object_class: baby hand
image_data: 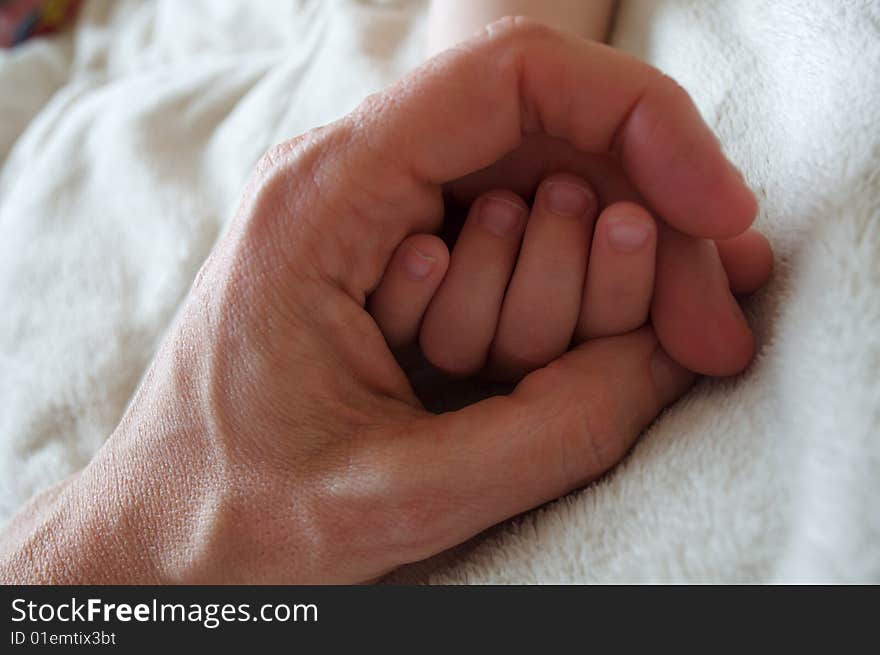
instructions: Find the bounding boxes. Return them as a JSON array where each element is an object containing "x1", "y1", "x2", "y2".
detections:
[{"x1": 370, "y1": 173, "x2": 659, "y2": 381}]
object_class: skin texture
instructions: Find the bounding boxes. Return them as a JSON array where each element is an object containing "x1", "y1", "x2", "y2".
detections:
[{"x1": 0, "y1": 20, "x2": 765, "y2": 583}]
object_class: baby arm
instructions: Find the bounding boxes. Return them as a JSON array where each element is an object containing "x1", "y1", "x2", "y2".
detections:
[{"x1": 427, "y1": 0, "x2": 616, "y2": 56}]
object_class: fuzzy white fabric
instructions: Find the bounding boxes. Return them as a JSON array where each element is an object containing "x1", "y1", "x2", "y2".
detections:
[{"x1": 1, "y1": 0, "x2": 877, "y2": 583}]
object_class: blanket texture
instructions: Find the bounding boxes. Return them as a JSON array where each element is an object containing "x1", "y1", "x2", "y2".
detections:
[{"x1": 1, "y1": 0, "x2": 878, "y2": 582}]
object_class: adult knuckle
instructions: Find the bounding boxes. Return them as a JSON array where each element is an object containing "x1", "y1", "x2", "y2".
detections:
[
  {"x1": 516, "y1": 360, "x2": 619, "y2": 488},
  {"x1": 256, "y1": 134, "x2": 306, "y2": 179},
  {"x1": 385, "y1": 496, "x2": 443, "y2": 560},
  {"x1": 353, "y1": 90, "x2": 390, "y2": 124},
  {"x1": 244, "y1": 123, "x2": 347, "y2": 244},
  {"x1": 255, "y1": 140, "x2": 295, "y2": 176},
  {"x1": 557, "y1": 381, "x2": 623, "y2": 486},
  {"x1": 255, "y1": 125, "x2": 336, "y2": 180},
  {"x1": 583, "y1": 386, "x2": 619, "y2": 469}
]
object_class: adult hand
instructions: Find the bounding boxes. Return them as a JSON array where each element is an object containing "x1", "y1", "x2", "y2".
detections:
[{"x1": 0, "y1": 19, "x2": 759, "y2": 583}]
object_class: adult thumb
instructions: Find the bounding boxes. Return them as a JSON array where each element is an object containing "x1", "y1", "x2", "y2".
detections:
[{"x1": 383, "y1": 327, "x2": 694, "y2": 563}]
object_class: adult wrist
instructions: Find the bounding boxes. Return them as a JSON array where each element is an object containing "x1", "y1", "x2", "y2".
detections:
[{"x1": 0, "y1": 331, "x2": 226, "y2": 583}]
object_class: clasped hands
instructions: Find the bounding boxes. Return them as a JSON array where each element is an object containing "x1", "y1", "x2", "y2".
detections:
[{"x1": 0, "y1": 19, "x2": 771, "y2": 584}]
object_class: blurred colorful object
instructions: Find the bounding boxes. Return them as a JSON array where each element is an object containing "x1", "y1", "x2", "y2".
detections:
[{"x1": 1, "y1": 0, "x2": 81, "y2": 48}]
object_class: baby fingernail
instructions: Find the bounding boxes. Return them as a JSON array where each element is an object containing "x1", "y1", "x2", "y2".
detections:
[
  {"x1": 607, "y1": 217, "x2": 653, "y2": 253},
  {"x1": 480, "y1": 196, "x2": 523, "y2": 236},
  {"x1": 545, "y1": 181, "x2": 593, "y2": 216},
  {"x1": 403, "y1": 245, "x2": 436, "y2": 279}
]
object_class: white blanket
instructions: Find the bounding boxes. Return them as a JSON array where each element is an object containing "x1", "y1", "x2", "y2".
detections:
[{"x1": 1, "y1": 0, "x2": 878, "y2": 583}]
